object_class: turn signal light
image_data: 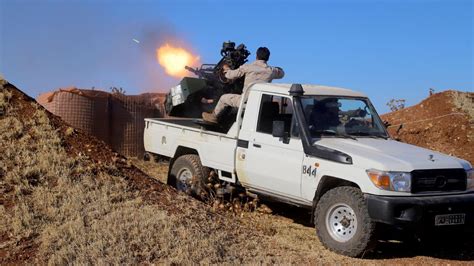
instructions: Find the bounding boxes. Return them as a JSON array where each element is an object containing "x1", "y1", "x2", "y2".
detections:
[{"x1": 368, "y1": 172, "x2": 391, "y2": 189}]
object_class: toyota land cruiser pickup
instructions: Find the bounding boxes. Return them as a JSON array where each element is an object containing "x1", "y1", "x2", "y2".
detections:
[{"x1": 143, "y1": 83, "x2": 474, "y2": 257}]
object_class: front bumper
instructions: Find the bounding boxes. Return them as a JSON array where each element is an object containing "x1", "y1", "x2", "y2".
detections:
[{"x1": 365, "y1": 192, "x2": 474, "y2": 227}]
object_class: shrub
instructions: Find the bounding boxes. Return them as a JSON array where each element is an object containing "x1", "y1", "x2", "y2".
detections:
[{"x1": 386, "y1": 98, "x2": 406, "y2": 112}]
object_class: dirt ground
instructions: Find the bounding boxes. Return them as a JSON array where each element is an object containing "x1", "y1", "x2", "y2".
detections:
[{"x1": 1, "y1": 80, "x2": 473, "y2": 264}]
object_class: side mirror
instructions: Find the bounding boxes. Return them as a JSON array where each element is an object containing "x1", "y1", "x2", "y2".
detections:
[{"x1": 272, "y1": 120, "x2": 290, "y2": 144}]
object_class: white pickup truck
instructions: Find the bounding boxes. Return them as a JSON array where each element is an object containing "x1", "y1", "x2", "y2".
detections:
[{"x1": 144, "y1": 83, "x2": 474, "y2": 257}]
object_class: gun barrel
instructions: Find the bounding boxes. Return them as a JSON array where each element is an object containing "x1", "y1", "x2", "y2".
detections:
[{"x1": 184, "y1": 66, "x2": 197, "y2": 74}]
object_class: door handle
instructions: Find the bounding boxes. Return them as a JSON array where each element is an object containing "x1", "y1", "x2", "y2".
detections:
[{"x1": 253, "y1": 143, "x2": 261, "y2": 148}]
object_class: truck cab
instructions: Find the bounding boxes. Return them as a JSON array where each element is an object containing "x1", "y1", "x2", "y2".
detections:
[{"x1": 144, "y1": 83, "x2": 474, "y2": 257}]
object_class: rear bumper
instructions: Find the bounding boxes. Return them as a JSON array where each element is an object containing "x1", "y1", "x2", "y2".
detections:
[{"x1": 365, "y1": 192, "x2": 474, "y2": 227}]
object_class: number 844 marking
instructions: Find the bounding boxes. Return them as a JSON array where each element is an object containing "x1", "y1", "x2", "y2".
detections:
[{"x1": 302, "y1": 165, "x2": 317, "y2": 177}]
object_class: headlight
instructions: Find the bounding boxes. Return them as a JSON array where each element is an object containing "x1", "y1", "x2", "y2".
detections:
[
  {"x1": 367, "y1": 169, "x2": 411, "y2": 192},
  {"x1": 467, "y1": 169, "x2": 474, "y2": 190}
]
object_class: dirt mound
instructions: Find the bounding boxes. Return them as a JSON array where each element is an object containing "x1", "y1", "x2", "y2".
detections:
[{"x1": 382, "y1": 90, "x2": 474, "y2": 164}]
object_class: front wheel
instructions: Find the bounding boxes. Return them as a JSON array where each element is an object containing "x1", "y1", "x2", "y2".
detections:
[{"x1": 314, "y1": 186, "x2": 376, "y2": 257}]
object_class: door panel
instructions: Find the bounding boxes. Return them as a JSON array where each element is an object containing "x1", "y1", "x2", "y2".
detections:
[{"x1": 244, "y1": 133, "x2": 304, "y2": 198}]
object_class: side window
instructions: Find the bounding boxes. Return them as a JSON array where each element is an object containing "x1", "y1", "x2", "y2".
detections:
[{"x1": 256, "y1": 94, "x2": 294, "y2": 135}]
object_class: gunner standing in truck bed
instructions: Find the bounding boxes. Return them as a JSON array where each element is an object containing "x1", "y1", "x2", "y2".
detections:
[{"x1": 202, "y1": 47, "x2": 285, "y2": 123}]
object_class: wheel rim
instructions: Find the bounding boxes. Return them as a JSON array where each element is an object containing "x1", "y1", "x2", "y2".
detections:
[
  {"x1": 176, "y1": 167, "x2": 193, "y2": 192},
  {"x1": 325, "y1": 203, "x2": 358, "y2": 242}
]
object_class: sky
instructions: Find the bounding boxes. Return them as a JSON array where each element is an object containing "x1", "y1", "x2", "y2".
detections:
[{"x1": 0, "y1": 0, "x2": 472, "y2": 113}]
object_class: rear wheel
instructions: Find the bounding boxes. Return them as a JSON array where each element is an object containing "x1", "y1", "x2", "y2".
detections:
[
  {"x1": 315, "y1": 186, "x2": 376, "y2": 257},
  {"x1": 169, "y1": 154, "x2": 210, "y2": 199}
]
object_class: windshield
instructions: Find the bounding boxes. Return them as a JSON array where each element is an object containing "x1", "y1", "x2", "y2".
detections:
[{"x1": 301, "y1": 96, "x2": 387, "y2": 138}]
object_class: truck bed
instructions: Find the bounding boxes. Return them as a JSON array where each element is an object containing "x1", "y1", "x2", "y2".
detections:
[
  {"x1": 144, "y1": 118, "x2": 237, "y2": 173},
  {"x1": 146, "y1": 118, "x2": 229, "y2": 133},
  {"x1": 146, "y1": 118, "x2": 203, "y2": 130}
]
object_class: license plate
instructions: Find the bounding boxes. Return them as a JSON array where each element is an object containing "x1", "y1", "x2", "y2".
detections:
[{"x1": 435, "y1": 213, "x2": 465, "y2": 226}]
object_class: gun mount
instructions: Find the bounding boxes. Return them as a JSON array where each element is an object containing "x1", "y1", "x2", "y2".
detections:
[{"x1": 165, "y1": 41, "x2": 251, "y2": 118}]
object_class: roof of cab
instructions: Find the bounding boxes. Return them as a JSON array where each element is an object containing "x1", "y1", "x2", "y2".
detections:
[{"x1": 251, "y1": 83, "x2": 367, "y2": 98}]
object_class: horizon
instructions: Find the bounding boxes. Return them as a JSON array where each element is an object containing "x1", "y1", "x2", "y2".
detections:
[{"x1": 1, "y1": 0, "x2": 472, "y2": 114}]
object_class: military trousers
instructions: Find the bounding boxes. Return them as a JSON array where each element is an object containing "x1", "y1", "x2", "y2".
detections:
[{"x1": 213, "y1": 94, "x2": 241, "y2": 116}]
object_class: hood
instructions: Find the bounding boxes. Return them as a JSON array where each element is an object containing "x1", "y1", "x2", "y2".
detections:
[{"x1": 314, "y1": 138, "x2": 471, "y2": 172}]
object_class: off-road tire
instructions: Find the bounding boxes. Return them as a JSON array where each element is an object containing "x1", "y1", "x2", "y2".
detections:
[
  {"x1": 315, "y1": 186, "x2": 376, "y2": 257},
  {"x1": 169, "y1": 154, "x2": 210, "y2": 199}
]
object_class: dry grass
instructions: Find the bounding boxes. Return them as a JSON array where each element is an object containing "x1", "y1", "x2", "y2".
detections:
[
  {"x1": 0, "y1": 86, "x2": 12, "y2": 116},
  {"x1": 130, "y1": 157, "x2": 168, "y2": 183}
]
